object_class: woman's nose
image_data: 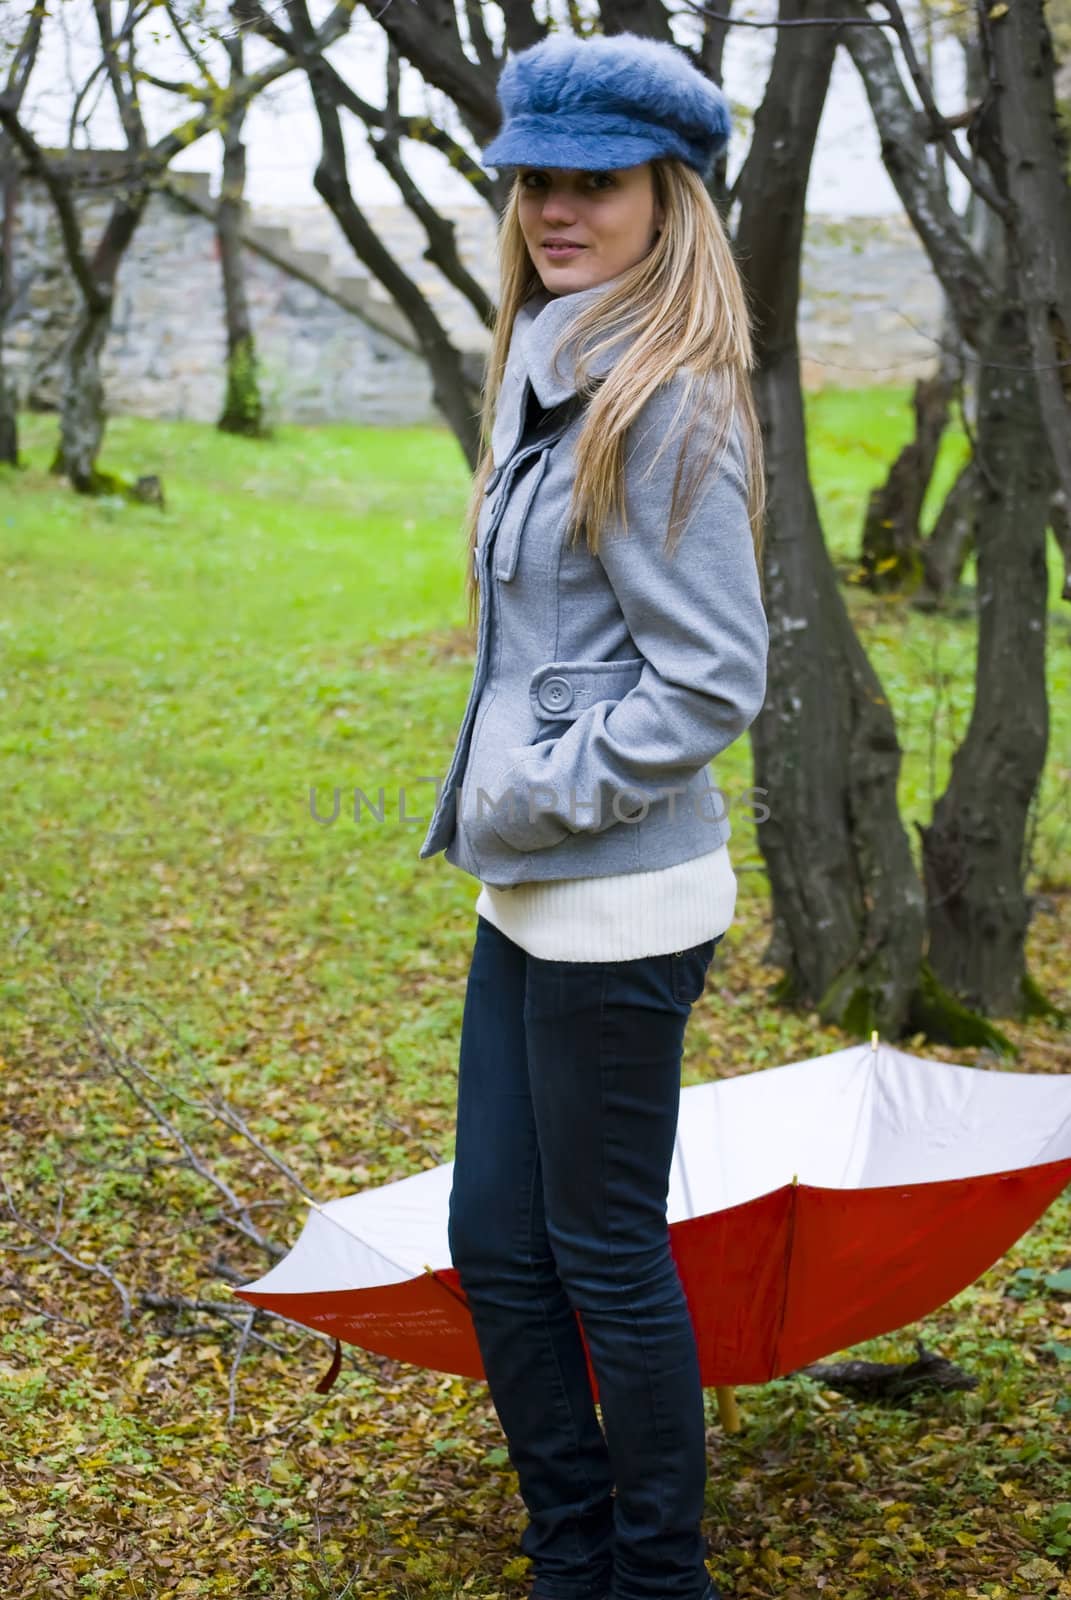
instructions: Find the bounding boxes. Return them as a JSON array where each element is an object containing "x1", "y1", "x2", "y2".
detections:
[{"x1": 541, "y1": 192, "x2": 579, "y2": 223}]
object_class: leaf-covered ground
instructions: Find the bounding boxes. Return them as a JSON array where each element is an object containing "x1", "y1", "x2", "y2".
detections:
[{"x1": 1, "y1": 402, "x2": 1069, "y2": 1600}]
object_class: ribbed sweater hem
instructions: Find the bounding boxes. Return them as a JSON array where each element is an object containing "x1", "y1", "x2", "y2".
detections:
[{"x1": 473, "y1": 842, "x2": 737, "y2": 961}]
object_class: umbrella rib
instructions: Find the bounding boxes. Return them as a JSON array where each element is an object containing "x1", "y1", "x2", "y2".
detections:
[
  {"x1": 422, "y1": 1262, "x2": 470, "y2": 1309},
  {"x1": 1035, "y1": 1108, "x2": 1071, "y2": 1167},
  {"x1": 771, "y1": 1174, "x2": 800, "y2": 1381},
  {"x1": 304, "y1": 1198, "x2": 417, "y2": 1282}
]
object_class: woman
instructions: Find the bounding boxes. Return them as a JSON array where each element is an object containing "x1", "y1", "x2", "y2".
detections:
[{"x1": 419, "y1": 31, "x2": 768, "y2": 1600}]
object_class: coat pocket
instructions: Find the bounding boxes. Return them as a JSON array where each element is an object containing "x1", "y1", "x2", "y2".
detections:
[{"x1": 527, "y1": 656, "x2": 646, "y2": 725}]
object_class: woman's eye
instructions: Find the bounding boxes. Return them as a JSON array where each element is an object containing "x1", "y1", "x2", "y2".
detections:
[{"x1": 519, "y1": 171, "x2": 614, "y2": 191}]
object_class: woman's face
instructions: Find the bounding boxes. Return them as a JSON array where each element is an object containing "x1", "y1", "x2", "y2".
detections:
[{"x1": 516, "y1": 164, "x2": 665, "y2": 293}]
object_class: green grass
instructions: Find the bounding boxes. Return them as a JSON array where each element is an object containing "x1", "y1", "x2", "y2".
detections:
[
  {"x1": 1, "y1": 397, "x2": 1069, "y2": 1600},
  {"x1": 1, "y1": 413, "x2": 481, "y2": 1033}
]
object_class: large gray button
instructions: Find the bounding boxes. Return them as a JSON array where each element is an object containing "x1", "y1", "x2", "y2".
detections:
[{"x1": 538, "y1": 676, "x2": 574, "y2": 714}]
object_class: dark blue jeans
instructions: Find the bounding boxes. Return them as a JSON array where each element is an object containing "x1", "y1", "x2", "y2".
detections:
[{"x1": 447, "y1": 914, "x2": 723, "y2": 1600}]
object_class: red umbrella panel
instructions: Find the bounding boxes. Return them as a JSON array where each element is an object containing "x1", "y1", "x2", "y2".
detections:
[{"x1": 234, "y1": 1040, "x2": 1071, "y2": 1390}]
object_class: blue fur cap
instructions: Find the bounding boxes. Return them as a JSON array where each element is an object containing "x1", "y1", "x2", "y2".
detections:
[{"x1": 479, "y1": 31, "x2": 731, "y2": 178}]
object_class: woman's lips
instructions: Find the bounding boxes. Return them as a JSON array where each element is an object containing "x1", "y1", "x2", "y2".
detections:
[{"x1": 543, "y1": 242, "x2": 585, "y2": 258}]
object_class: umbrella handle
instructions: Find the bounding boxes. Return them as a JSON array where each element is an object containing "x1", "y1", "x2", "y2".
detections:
[{"x1": 715, "y1": 1386, "x2": 741, "y2": 1432}]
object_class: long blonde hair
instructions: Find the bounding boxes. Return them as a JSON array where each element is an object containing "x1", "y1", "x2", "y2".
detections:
[{"x1": 461, "y1": 157, "x2": 766, "y2": 633}]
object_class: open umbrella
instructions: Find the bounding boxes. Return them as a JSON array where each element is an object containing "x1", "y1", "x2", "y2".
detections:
[{"x1": 234, "y1": 1036, "x2": 1071, "y2": 1401}]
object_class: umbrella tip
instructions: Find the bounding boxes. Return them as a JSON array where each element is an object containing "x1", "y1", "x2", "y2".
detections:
[{"x1": 870, "y1": 1029, "x2": 879, "y2": 1051}]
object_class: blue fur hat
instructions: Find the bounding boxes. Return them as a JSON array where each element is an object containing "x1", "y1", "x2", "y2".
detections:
[{"x1": 479, "y1": 31, "x2": 732, "y2": 179}]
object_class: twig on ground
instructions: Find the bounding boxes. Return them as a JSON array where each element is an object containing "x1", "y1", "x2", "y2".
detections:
[
  {"x1": 139, "y1": 1290, "x2": 334, "y2": 1352},
  {"x1": 0, "y1": 1274, "x2": 90, "y2": 1330},
  {"x1": 139, "y1": 1292, "x2": 287, "y2": 1353},
  {"x1": 0, "y1": 1171, "x2": 134, "y2": 1321},
  {"x1": 93, "y1": 993, "x2": 327, "y2": 1199},
  {"x1": 228, "y1": 1308, "x2": 257, "y2": 1421},
  {"x1": 375, "y1": 1108, "x2": 443, "y2": 1167},
  {"x1": 58, "y1": 975, "x2": 285, "y2": 1263}
]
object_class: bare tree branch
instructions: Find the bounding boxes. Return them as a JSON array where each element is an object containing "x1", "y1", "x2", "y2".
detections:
[
  {"x1": 826, "y1": 0, "x2": 1001, "y2": 351},
  {"x1": 353, "y1": 0, "x2": 492, "y2": 133},
  {"x1": 375, "y1": 36, "x2": 495, "y2": 328},
  {"x1": 871, "y1": 0, "x2": 1008, "y2": 217},
  {"x1": 4, "y1": 0, "x2": 46, "y2": 100}
]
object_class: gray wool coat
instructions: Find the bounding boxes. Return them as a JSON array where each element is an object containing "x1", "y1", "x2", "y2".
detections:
[{"x1": 418, "y1": 274, "x2": 769, "y2": 889}]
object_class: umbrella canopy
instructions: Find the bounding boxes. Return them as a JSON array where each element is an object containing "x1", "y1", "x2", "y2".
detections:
[{"x1": 234, "y1": 1040, "x2": 1071, "y2": 1388}]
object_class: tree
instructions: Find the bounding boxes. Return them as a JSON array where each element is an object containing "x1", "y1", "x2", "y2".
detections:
[
  {"x1": 231, "y1": 0, "x2": 503, "y2": 466},
  {"x1": 215, "y1": 28, "x2": 267, "y2": 438},
  {"x1": 143, "y1": 1, "x2": 270, "y2": 438},
  {"x1": 0, "y1": 0, "x2": 297, "y2": 491},
  {"x1": 734, "y1": 0, "x2": 928, "y2": 1036},
  {"x1": 832, "y1": 0, "x2": 1068, "y2": 1019},
  {"x1": 978, "y1": 0, "x2": 1071, "y2": 599},
  {"x1": 0, "y1": 0, "x2": 43, "y2": 467}
]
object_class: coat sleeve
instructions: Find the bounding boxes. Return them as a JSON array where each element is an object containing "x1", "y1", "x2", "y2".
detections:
[{"x1": 487, "y1": 379, "x2": 769, "y2": 853}]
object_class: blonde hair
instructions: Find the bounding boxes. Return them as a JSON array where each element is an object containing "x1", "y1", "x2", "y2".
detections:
[{"x1": 461, "y1": 157, "x2": 766, "y2": 633}]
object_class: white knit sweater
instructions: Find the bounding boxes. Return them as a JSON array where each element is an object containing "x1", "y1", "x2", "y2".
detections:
[{"x1": 474, "y1": 841, "x2": 737, "y2": 961}]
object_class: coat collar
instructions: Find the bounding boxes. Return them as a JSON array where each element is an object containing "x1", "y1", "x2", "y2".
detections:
[{"x1": 490, "y1": 269, "x2": 634, "y2": 466}]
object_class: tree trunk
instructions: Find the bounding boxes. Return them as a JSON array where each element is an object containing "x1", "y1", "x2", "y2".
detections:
[
  {"x1": 0, "y1": 145, "x2": 18, "y2": 467},
  {"x1": 860, "y1": 358, "x2": 959, "y2": 593},
  {"x1": 0, "y1": 5, "x2": 44, "y2": 471},
  {"x1": 753, "y1": 356, "x2": 927, "y2": 1029},
  {"x1": 916, "y1": 38, "x2": 997, "y2": 613},
  {"x1": 1050, "y1": 484, "x2": 1071, "y2": 601},
  {"x1": 975, "y1": 0, "x2": 1071, "y2": 555},
  {"x1": 918, "y1": 291, "x2": 1053, "y2": 1015},
  {"x1": 0, "y1": 362, "x2": 14, "y2": 468},
  {"x1": 51, "y1": 295, "x2": 112, "y2": 490},
  {"x1": 915, "y1": 4, "x2": 1063, "y2": 1019},
  {"x1": 973, "y1": 0, "x2": 1069, "y2": 601},
  {"x1": 52, "y1": 192, "x2": 147, "y2": 492},
  {"x1": 919, "y1": 456, "x2": 978, "y2": 603},
  {"x1": 738, "y1": 0, "x2": 926, "y2": 1032},
  {"x1": 0, "y1": 349, "x2": 16, "y2": 467},
  {"x1": 216, "y1": 56, "x2": 265, "y2": 438}
]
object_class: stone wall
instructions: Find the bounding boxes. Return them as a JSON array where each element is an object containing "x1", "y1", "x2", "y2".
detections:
[
  {"x1": 3, "y1": 156, "x2": 436, "y2": 427},
  {"x1": 1, "y1": 152, "x2": 945, "y2": 428}
]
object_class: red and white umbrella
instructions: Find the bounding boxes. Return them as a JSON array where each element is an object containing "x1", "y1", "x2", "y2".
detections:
[{"x1": 234, "y1": 1038, "x2": 1071, "y2": 1391}]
